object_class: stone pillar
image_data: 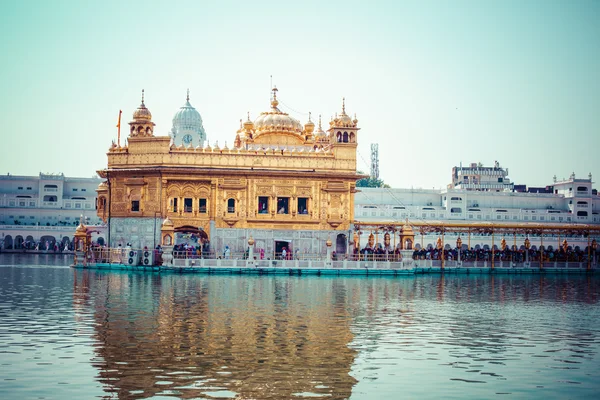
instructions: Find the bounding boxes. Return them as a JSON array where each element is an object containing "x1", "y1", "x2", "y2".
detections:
[
  {"x1": 325, "y1": 237, "x2": 332, "y2": 267},
  {"x1": 247, "y1": 236, "x2": 255, "y2": 267},
  {"x1": 161, "y1": 217, "x2": 175, "y2": 267}
]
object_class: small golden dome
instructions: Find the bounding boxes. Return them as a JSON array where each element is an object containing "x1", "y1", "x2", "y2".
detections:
[
  {"x1": 132, "y1": 90, "x2": 152, "y2": 121},
  {"x1": 400, "y1": 223, "x2": 414, "y2": 235},
  {"x1": 330, "y1": 98, "x2": 356, "y2": 128},
  {"x1": 243, "y1": 112, "x2": 254, "y2": 131},
  {"x1": 161, "y1": 217, "x2": 174, "y2": 227},
  {"x1": 75, "y1": 222, "x2": 87, "y2": 234},
  {"x1": 304, "y1": 112, "x2": 315, "y2": 134},
  {"x1": 326, "y1": 238, "x2": 332, "y2": 247},
  {"x1": 248, "y1": 236, "x2": 255, "y2": 246}
]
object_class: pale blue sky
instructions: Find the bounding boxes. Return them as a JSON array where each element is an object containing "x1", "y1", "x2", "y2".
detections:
[{"x1": 0, "y1": 0, "x2": 598, "y2": 189}]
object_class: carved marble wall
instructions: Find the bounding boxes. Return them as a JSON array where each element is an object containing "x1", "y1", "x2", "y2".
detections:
[{"x1": 110, "y1": 217, "x2": 162, "y2": 249}]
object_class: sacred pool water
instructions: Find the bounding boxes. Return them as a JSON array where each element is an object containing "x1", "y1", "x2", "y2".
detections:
[{"x1": 0, "y1": 254, "x2": 599, "y2": 399}]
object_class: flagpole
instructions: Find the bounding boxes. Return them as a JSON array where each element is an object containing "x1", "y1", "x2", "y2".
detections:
[{"x1": 117, "y1": 110, "x2": 122, "y2": 146}]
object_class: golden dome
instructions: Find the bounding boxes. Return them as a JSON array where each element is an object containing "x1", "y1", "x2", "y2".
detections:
[
  {"x1": 161, "y1": 217, "x2": 174, "y2": 227},
  {"x1": 330, "y1": 98, "x2": 356, "y2": 128},
  {"x1": 253, "y1": 87, "x2": 304, "y2": 135},
  {"x1": 304, "y1": 112, "x2": 315, "y2": 135},
  {"x1": 132, "y1": 90, "x2": 152, "y2": 121},
  {"x1": 243, "y1": 112, "x2": 254, "y2": 131},
  {"x1": 315, "y1": 115, "x2": 327, "y2": 139},
  {"x1": 75, "y1": 223, "x2": 87, "y2": 233},
  {"x1": 400, "y1": 223, "x2": 414, "y2": 235}
]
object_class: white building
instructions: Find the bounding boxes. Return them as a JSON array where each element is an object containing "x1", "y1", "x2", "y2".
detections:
[
  {"x1": 354, "y1": 169, "x2": 599, "y2": 249},
  {"x1": 451, "y1": 161, "x2": 514, "y2": 191},
  {"x1": 0, "y1": 173, "x2": 105, "y2": 249}
]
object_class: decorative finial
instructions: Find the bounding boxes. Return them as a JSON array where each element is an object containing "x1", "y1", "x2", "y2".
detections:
[
  {"x1": 141, "y1": 89, "x2": 145, "y2": 105},
  {"x1": 342, "y1": 97, "x2": 346, "y2": 114},
  {"x1": 239, "y1": 119, "x2": 243, "y2": 129},
  {"x1": 186, "y1": 88, "x2": 190, "y2": 102},
  {"x1": 318, "y1": 114, "x2": 322, "y2": 130},
  {"x1": 308, "y1": 111, "x2": 312, "y2": 122},
  {"x1": 271, "y1": 86, "x2": 279, "y2": 108},
  {"x1": 247, "y1": 111, "x2": 251, "y2": 121}
]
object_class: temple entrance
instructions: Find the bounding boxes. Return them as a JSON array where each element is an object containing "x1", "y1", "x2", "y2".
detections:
[
  {"x1": 275, "y1": 240, "x2": 291, "y2": 260},
  {"x1": 336, "y1": 234, "x2": 347, "y2": 256},
  {"x1": 174, "y1": 226, "x2": 210, "y2": 256}
]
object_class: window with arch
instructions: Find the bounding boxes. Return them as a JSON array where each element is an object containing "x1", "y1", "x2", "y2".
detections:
[
  {"x1": 337, "y1": 132, "x2": 342, "y2": 142},
  {"x1": 227, "y1": 198, "x2": 235, "y2": 213},
  {"x1": 343, "y1": 132, "x2": 348, "y2": 143}
]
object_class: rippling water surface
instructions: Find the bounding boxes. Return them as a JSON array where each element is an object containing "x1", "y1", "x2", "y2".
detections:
[{"x1": 0, "y1": 254, "x2": 599, "y2": 399}]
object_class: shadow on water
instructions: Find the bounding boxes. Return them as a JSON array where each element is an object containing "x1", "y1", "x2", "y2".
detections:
[{"x1": 1, "y1": 254, "x2": 600, "y2": 399}]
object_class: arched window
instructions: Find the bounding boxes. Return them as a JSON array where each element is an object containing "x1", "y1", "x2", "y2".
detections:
[
  {"x1": 227, "y1": 198, "x2": 235, "y2": 213},
  {"x1": 343, "y1": 132, "x2": 348, "y2": 143},
  {"x1": 337, "y1": 132, "x2": 342, "y2": 142},
  {"x1": 350, "y1": 132, "x2": 355, "y2": 143}
]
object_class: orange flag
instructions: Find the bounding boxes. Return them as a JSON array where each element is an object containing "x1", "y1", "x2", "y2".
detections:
[{"x1": 117, "y1": 110, "x2": 122, "y2": 146}]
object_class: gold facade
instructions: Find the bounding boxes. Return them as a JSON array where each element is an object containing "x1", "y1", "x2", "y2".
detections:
[{"x1": 97, "y1": 89, "x2": 363, "y2": 240}]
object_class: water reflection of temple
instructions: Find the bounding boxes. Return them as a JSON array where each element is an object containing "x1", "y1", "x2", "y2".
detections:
[{"x1": 74, "y1": 270, "x2": 357, "y2": 399}]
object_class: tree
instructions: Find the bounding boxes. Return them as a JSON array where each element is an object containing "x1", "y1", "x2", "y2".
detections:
[{"x1": 356, "y1": 170, "x2": 390, "y2": 188}]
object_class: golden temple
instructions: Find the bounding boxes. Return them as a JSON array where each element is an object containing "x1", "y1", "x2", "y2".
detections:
[{"x1": 96, "y1": 88, "x2": 364, "y2": 255}]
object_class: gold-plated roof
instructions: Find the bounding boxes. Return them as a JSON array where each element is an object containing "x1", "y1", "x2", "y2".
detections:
[
  {"x1": 253, "y1": 87, "x2": 304, "y2": 136},
  {"x1": 330, "y1": 98, "x2": 356, "y2": 128},
  {"x1": 132, "y1": 89, "x2": 152, "y2": 121}
]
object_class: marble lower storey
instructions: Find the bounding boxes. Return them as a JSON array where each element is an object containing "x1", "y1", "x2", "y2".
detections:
[
  {"x1": 211, "y1": 227, "x2": 352, "y2": 256},
  {"x1": 109, "y1": 218, "x2": 162, "y2": 249}
]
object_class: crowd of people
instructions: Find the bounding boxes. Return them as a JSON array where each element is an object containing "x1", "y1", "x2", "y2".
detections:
[
  {"x1": 411, "y1": 246, "x2": 595, "y2": 263},
  {"x1": 1, "y1": 239, "x2": 72, "y2": 252}
]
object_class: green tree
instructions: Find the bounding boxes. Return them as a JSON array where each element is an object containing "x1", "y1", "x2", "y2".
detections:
[{"x1": 356, "y1": 170, "x2": 390, "y2": 188}]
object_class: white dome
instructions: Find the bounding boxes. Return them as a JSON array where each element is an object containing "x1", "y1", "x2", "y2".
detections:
[{"x1": 170, "y1": 91, "x2": 207, "y2": 147}]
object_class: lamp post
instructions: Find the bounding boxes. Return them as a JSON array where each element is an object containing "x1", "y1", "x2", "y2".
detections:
[
  {"x1": 436, "y1": 235, "x2": 444, "y2": 269},
  {"x1": 524, "y1": 237, "x2": 531, "y2": 265},
  {"x1": 456, "y1": 236, "x2": 462, "y2": 262},
  {"x1": 592, "y1": 239, "x2": 597, "y2": 267},
  {"x1": 248, "y1": 236, "x2": 255, "y2": 264}
]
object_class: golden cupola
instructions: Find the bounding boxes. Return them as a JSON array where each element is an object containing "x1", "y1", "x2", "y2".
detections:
[
  {"x1": 304, "y1": 112, "x2": 315, "y2": 143},
  {"x1": 129, "y1": 89, "x2": 155, "y2": 138},
  {"x1": 330, "y1": 98, "x2": 356, "y2": 129},
  {"x1": 315, "y1": 115, "x2": 329, "y2": 145},
  {"x1": 328, "y1": 98, "x2": 359, "y2": 144},
  {"x1": 249, "y1": 87, "x2": 306, "y2": 145}
]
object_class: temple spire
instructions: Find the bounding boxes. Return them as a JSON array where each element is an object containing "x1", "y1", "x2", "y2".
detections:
[
  {"x1": 141, "y1": 89, "x2": 145, "y2": 105},
  {"x1": 186, "y1": 88, "x2": 190, "y2": 102},
  {"x1": 342, "y1": 97, "x2": 346, "y2": 114}
]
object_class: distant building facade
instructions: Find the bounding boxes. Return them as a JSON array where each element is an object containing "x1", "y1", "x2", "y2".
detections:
[
  {"x1": 451, "y1": 161, "x2": 514, "y2": 191},
  {"x1": 0, "y1": 173, "x2": 104, "y2": 249}
]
